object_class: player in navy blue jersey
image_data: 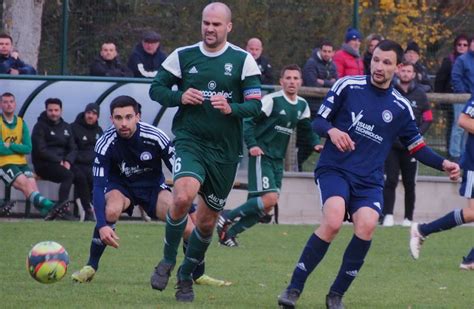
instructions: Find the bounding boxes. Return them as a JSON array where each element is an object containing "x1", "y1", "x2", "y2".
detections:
[
  {"x1": 277, "y1": 40, "x2": 460, "y2": 309},
  {"x1": 71, "y1": 95, "x2": 230, "y2": 286}
]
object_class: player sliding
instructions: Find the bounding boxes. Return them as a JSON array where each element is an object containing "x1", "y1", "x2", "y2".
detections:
[
  {"x1": 277, "y1": 40, "x2": 460, "y2": 309},
  {"x1": 71, "y1": 95, "x2": 229, "y2": 287}
]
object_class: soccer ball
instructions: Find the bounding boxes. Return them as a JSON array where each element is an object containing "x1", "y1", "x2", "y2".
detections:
[{"x1": 27, "y1": 241, "x2": 69, "y2": 284}]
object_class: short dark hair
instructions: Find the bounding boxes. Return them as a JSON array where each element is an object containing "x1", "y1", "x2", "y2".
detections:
[
  {"x1": 320, "y1": 40, "x2": 334, "y2": 49},
  {"x1": 376, "y1": 40, "x2": 404, "y2": 64},
  {"x1": 280, "y1": 64, "x2": 302, "y2": 78},
  {"x1": 101, "y1": 41, "x2": 117, "y2": 47},
  {"x1": 0, "y1": 33, "x2": 13, "y2": 42},
  {"x1": 110, "y1": 95, "x2": 140, "y2": 115},
  {"x1": 400, "y1": 60, "x2": 415, "y2": 70},
  {"x1": 45, "y1": 98, "x2": 62, "y2": 109},
  {"x1": 1, "y1": 92, "x2": 15, "y2": 100}
]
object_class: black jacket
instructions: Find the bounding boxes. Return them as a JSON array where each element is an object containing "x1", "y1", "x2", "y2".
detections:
[
  {"x1": 302, "y1": 49, "x2": 337, "y2": 88},
  {"x1": 71, "y1": 112, "x2": 103, "y2": 165},
  {"x1": 393, "y1": 80, "x2": 432, "y2": 149},
  {"x1": 127, "y1": 43, "x2": 167, "y2": 78},
  {"x1": 89, "y1": 56, "x2": 132, "y2": 77},
  {"x1": 256, "y1": 55, "x2": 273, "y2": 85},
  {"x1": 413, "y1": 61, "x2": 432, "y2": 92},
  {"x1": 363, "y1": 51, "x2": 372, "y2": 75},
  {"x1": 434, "y1": 55, "x2": 456, "y2": 93},
  {"x1": 31, "y1": 111, "x2": 77, "y2": 167}
]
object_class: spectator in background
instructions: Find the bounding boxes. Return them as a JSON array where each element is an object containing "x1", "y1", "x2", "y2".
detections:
[
  {"x1": 451, "y1": 36, "x2": 474, "y2": 162},
  {"x1": 298, "y1": 40, "x2": 337, "y2": 171},
  {"x1": 0, "y1": 33, "x2": 36, "y2": 75},
  {"x1": 71, "y1": 103, "x2": 103, "y2": 221},
  {"x1": 363, "y1": 33, "x2": 384, "y2": 75},
  {"x1": 31, "y1": 98, "x2": 82, "y2": 220},
  {"x1": 382, "y1": 61, "x2": 433, "y2": 227},
  {"x1": 303, "y1": 40, "x2": 337, "y2": 89},
  {"x1": 89, "y1": 42, "x2": 132, "y2": 77},
  {"x1": 404, "y1": 41, "x2": 432, "y2": 92},
  {"x1": 333, "y1": 27, "x2": 364, "y2": 78},
  {"x1": 246, "y1": 37, "x2": 273, "y2": 85},
  {"x1": 435, "y1": 34, "x2": 469, "y2": 161},
  {"x1": 128, "y1": 31, "x2": 167, "y2": 78},
  {"x1": 0, "y1": 92, "x2": 69, "y2": 219}
]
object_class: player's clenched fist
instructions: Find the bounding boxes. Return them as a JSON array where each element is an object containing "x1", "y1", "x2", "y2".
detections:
[
  {"x1": 442, "y1": 160, "x2": 461, "y2": 181},
  {"x1": 328, "y1": 128, "x2": 355, "y2": 152},
  {"x1": 181, "y1": 88, "x2": 204, "y2": 105}
]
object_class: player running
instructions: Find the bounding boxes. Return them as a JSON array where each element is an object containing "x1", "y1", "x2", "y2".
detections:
[{"x1": 217, "y1": 64, "x2": 322, "y2": 247}]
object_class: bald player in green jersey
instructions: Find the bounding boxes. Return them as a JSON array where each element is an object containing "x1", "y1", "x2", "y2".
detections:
[
  {"x1": 148, "y1": 2, "x2": 262, "y2": 302},
  {"x1": 217, "y1": 64, "x2": 322, "y2": 247}
]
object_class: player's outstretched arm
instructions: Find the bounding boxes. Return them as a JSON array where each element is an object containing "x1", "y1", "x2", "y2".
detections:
[{"x1": 442, "y1": 159, "x2": 461, "y2": 181}]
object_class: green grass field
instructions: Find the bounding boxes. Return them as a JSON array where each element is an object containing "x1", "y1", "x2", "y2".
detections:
[{"x1": 1, "y1": 220, "x2": 472, "y2": 308}]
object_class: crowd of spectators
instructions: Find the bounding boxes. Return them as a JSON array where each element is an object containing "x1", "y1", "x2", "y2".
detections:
[{"x1": 1, "y1": 27, "x2": 473, "y2": 225}]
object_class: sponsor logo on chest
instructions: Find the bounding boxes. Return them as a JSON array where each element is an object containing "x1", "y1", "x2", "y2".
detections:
[
  {"x1": 348, "y1": 110, "x2": 384, "y2": 143},
  {"x1": 200, "y1": 80, "x2": 233, "y2": 100}
]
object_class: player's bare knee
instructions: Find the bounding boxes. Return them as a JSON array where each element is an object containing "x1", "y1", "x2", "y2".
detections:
[
  {"x1": 173, "y1": 191, "x2": 193, "y2": 210},
  {"x1": 462, "y1": 207, "x2": 474, "y2": 222},
  {"x1": 261, "y1": 193, "x2": 278, "y2": 212},
  {"x1": 325, "y1": 220, "x2": 343, "y2": 235},
  {"x1": 105, "y1": 190, "x2": 127, "y2": 221},
  {"x1": 195, "y1": 221, "x2": 214, "y2": 237},
  {"x1": 105, "y1": 206, "x2": 121, "y2": 222},
  {"x1": 354, "y1": 220, "x2": 377, "y2": 240}
]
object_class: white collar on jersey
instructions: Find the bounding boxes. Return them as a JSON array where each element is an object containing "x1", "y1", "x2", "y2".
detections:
[
  {"x1": 281, "y1": 90, "x2": 298, "y2": 105},
  {"x1": 199, "y1": 41, "x2": 229, "y2": 57}
]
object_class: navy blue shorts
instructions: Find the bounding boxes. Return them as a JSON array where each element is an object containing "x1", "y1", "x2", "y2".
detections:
[
  {"x1": 106, "y1": 182, "x2": 171, "y2": 218},
  {"x1": 315, "y1": 168, "x2": 383, "y2": 217},
  {"x1": 459, "y1": 169, "x2": 474, "y2": 198}
]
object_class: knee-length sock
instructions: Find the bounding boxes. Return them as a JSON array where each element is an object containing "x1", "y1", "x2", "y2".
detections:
[
  {"x1": 288, "y1": 233, "x2": 330, "y2": 292},
  {"x1": 329, "y1": 235, "x2": 371, "y2": 296}
]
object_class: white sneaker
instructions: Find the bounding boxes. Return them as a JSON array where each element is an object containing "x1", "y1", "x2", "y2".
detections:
[
  {"x1": 402, "y1": 218, "x2": 412, "y2": 227},
  {"x1": 409, "y1": 223, "x2": 425, "y2": 259},
  {"x1": 460, "y1": 259, "x2": 474, "y2": 270},
  {"x1": 383, "y1": 214, "x2": 394, "y2": 227}
]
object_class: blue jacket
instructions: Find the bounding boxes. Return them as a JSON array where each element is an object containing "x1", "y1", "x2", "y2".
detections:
[
  {"x1": 0, "y1": 55, "x2": 36, "y2": 75},
  {"x1": 303, "y1": 48, "x2": 337, "y2": 88},
  {"x1": 127, "y1": 43, "x2": 167, "y2": 78},
  {"x1": 451, "y1": 50, "x2": 474, "y2": 96}
]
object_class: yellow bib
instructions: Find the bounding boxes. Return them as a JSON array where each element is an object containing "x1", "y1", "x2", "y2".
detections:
[{"x1": 0, "y1": 116, "x2": 27, "y2": 166}]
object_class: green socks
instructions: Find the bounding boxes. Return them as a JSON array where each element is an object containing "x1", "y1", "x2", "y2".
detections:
[
  {"x1": 227, "y1": 197, "x2": 264, "y2": 220},
  {"x1": 227, "y1": 197, "x2": 265, "y2": 238},
  {"x1": 29, "y1": 191, "x2": 55, "y2": 216},
  {"x1": 227, "y1": 214, "x2": 261, "y2": 237},
  {"x1": 179, "y1": 227, "x2": 212, "y2": 281},
  {"x1": 163, "y1": 211, "x2": 188, "y2": 265}
]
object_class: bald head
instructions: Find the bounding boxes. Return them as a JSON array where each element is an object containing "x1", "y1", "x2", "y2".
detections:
[
  {"x1": 202, "y1": 2, "x2": 232, "y2": 23},
  {"x1": 201, "y1": 2, "x2": 233, "y2": 52},
  {"x1": 246, "y1": 37, "x2": 263, "y2": 60}
]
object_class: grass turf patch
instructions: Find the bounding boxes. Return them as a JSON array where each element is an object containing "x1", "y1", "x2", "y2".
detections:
[{"x1": 0, "y1": 221, "x2": 472, "y2": 308}]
